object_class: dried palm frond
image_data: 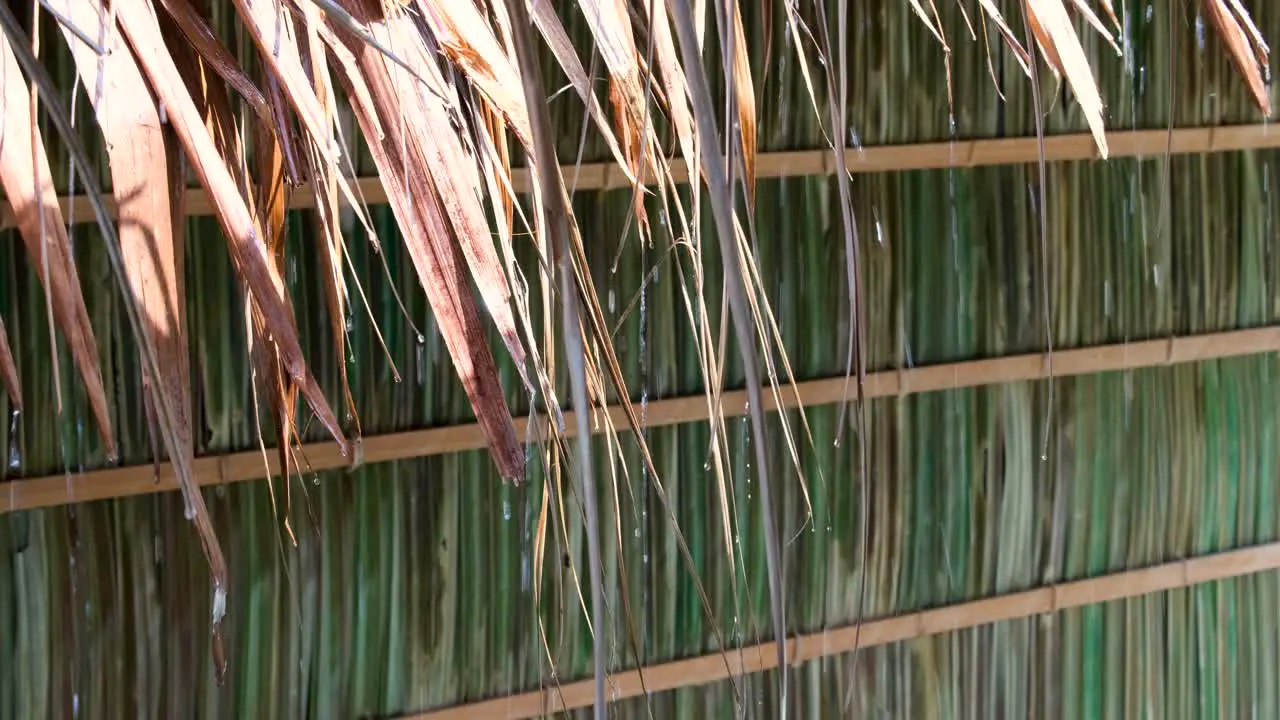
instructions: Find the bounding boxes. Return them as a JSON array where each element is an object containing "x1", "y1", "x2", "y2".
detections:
[
  {"x1": 1, "y1": 0, "x2": 1273, "y2": 712},
  {"x1": 0, "y1": 30, "x2": 114, "y2": 455},
  {"x1": 943, "y1": 0, "x2": 1273, "y2": 157},
  {"x1": 1203, "y1": 0, "x2": 1272, "y2": 115},
  {"x1": 0, "y1": 319, "x2": 20, "y2": 410}
]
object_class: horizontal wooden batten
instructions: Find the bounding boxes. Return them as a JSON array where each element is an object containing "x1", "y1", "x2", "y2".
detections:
[
  {"x1": 409, "y1": 542, "x2": 1280, "y2": 719},
  {"x1": 2, "y1": 325, "x2": 1279, "y2": 513},
  {"x1": 3, "y1": 123, "x2": 1277, "y2": 230}
]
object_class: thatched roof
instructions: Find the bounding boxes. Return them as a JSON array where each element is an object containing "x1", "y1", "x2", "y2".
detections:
[{"x1": 2, "y1": 0, "x2": 1279, "y2": 717}]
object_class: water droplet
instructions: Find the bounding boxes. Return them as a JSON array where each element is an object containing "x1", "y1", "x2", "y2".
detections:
[
  {"x1": 312, "y1": 475, "x2": 321, "y2": 486},
  {"x1": 7, "y1": 409, "x2": 19, "y2": 471},
  {"x1": 503, "y1": 500, "x2": 512, "y2": 521},
  {"x1": 212, "y1": 582, "x2": 227, "y2": 624},
  {"x1": 416, "y1": 342, "x2": 425, "y2": 387},
  {"x1": 416, "y1": 333, "x2": 426, "y2": 345},
  {"x1": 608, "y1": 289, "x2": 616, "y2": 313},
  {"x1": 873, "y1": 207, "x2": 885, "y2": 247}
]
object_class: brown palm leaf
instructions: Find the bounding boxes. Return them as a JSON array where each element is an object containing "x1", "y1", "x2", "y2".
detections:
[
  {"x1": 118, "y1": 0, "x2": 349, "y2": 453},
  {"x1": 57, "y1": 0, "x2": 238, "y2": 679},
  {"x1": 373, "y1": 9, "x2": 532, "y2": 390},
  {"x1": 156, "y1": 0, "x2": 275, "y2": 127},
  {"x1": 1203, "y1": 0, "x2": 1272, "y2": 115},
  {"x1": 323, "y1": 13, "x2": 524, "y2": 478},
  {"x1": 60, "y1": 0, "x2": 193, "y2": 481},
  {"x1": 0, "y1": 318, "x2": 21, "y2": 411},
  {"x1": 0, "y1": 31, "x2": 115, "y2": 455},
  {"x1": 1023, "y1": 0, "x2": 1108, "y2": 156}
]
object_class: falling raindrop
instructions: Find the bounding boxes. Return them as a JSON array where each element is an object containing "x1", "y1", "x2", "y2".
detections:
[
  {"x1": 7, "y1": 409, "x2": 19, "y2": 471},
  {"x1": 639, "y1": 256, "x2": 649, "y2": 443},
  {"x1": 503, "y1": 499, "x2": 512, "y2": 522},
  {"x1": 415, "y1": 341, "x2": 425, "y2": 387}
]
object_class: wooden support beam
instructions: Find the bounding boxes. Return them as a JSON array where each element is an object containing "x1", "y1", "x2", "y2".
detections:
[
  {"x1": 409, "y1": 542, "x2": 1280, "y2": 719},
  {"x1": 2, "y1": 325, "x2": 1278, "y2": 512},
  {"x1": 4, "y1": 123, "x2": 1277, "y2": 230}
]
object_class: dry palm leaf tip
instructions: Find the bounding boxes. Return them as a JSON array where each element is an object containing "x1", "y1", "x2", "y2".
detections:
[{"x1": 0, "y1": 0, "x2": 1274, "y2": 714}]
